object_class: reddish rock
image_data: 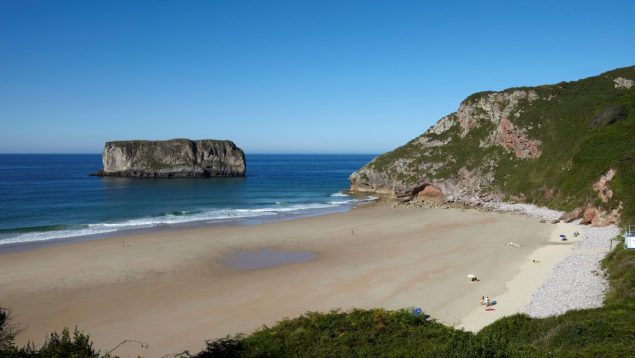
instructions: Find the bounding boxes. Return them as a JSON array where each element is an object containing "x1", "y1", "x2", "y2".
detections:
[
  {"x1": 591, "y1": 212, "x2": 614, "y2": 227},
  {"x1": 581, "y1": 205, "x2": 598, "y2": 225},
  {"x1": 497, "y1": 118, "x2": 542, "y2": 159},
  {"x1": 580, "y1": 203, "x2": 621, "y2": 227},
  {"x1": 560, "y1": 207, "x2": 583, "y2": 223},
  {"x1": 592, "y1": 169, "x2": 615, "y2": 203},
  {"x1": 416, "y1": 185, "x2": 444, "y2": 201},
  {"x1": 592, "y1": 202, "x2": 623, "y2": 227}
]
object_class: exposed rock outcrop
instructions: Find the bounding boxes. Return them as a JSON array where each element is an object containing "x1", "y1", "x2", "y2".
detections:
[
  {"x1": 593, "y1": 169, "x2": 616, "y2": 203},
  {"x1": 614, "y1": 77, "x2": 634, "y2": 89},
  {"x1": 350, "y1": 65, "x2": 635, "y2": 226},
  {"x1": 560, "y1": 207, "x2": 584, "y2": 223},
  {"x1": 590, "y1": 104, "x2": 628, "y2": 129},
  {"x1": 580, "y1": 203, "x2": 622, "y2": 227},
  {"x1": 93, "y1": 139, "x2": 246, "y2": 178},
  {"x1": 349, "y1": 88, "x2": 539, "y2": 198},
  {"x1": 496, "y1": 118, "x2": 542, "y2": 159},
  {"x1": 457, "y1": 90, "x2": 539, "y2": 138},
  {"x1": 558, "y1": 169, "x2": 621, "y2": 226}
]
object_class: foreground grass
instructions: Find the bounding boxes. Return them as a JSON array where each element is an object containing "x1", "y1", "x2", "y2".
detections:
[
  {"x1": 2, "y1": 241, "x2": 634, "y2": 357},
  {"x1": 194, "y1": 307, "x2": 635, "y2": 357}
]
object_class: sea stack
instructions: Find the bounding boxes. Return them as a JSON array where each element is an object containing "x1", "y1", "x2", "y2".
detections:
[{"x1": 93, "y1": 138, "x2": 246, "y2": 178}]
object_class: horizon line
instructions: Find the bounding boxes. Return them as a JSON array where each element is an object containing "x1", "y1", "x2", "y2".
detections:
[{"x1": 0, "y1": 152, "x2": 380, "y2": 156}]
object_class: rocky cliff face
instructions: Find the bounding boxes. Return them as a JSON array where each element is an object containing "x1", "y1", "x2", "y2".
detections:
[
  {"x1": 94, "y1": 139, "x2": 246, "y2": 177},
  {"x1": 351, "y1": 65, "x2": 635, "y2": 226}
]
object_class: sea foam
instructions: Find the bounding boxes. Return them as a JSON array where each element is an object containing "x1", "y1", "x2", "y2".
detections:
[{"x1": 0, "y1": 197, "x2": 376, "y2": 245}]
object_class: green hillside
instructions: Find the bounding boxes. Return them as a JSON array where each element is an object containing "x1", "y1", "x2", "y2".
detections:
[{"x1": 351, "y1": 66, "x2": 635, "y2": 225}]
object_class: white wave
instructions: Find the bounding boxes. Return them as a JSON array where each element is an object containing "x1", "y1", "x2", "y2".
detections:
[
  {"x1": 0, "y1": 227, "x2": 121, "y2": 245},
  {"x1": 0, "y1": 195, "x2": 380, "y2": 246},
  {"x1": 330, "y1": 192, "x2": 348, "y2": 197},
  {"x1": 0, "y1": 202, "x2": 360, "y2": 245},
  {"x1": 329, "y1": 200, "x2": 350, "y2": 205}
]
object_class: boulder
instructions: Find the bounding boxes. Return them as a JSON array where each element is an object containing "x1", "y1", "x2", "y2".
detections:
[
  {"x1": 416, "y1": 185, "x2": 444, "y2": 201},
  {"x1": 580, "y1": 203, "x2": 621, "y2": 227},
  {"x1": 581, "y1": 205, "x2": 598, "y2": 225},
  {"x1": 560, "y1": 207, "x2": 583, "y2": 223}
]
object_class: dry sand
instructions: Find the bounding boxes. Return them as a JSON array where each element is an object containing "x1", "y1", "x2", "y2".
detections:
[
  {"x1": 0, "y1": 204, "x2": 563, "y2": 357},
  {"x1": 459, "y1": 222, "x2": 578, "y2": 331}
]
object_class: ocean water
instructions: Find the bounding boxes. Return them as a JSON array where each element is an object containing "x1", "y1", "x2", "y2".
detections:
[{"x1": 0, "y1": 154, "x2": 375, "y2": 246}]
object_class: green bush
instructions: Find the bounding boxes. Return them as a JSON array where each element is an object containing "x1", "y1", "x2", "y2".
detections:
[{"x1": 0, "y1": 324, "x2": 99, "y2": 358}]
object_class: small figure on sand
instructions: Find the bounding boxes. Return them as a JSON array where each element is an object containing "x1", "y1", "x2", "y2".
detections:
[
  {"x1": 481, "y1": 296, "x2": 497, "y2": 307},
  {"x1": 467, "y1": 274, "x2": 480, "y2": 283}
]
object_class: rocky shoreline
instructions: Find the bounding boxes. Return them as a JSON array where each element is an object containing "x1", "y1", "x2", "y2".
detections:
[{"x1": 398, "y1": 196, "x2": 561, "y2": 222}]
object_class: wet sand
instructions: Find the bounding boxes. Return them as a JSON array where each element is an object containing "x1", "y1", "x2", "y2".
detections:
[{"x1": 0, "y1": 204, "x2": 557, "y2": 357}]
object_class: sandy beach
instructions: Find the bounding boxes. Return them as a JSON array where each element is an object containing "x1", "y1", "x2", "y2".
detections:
[{"x1": 0, "y1": 204, "x2": 570, "y2": 357}]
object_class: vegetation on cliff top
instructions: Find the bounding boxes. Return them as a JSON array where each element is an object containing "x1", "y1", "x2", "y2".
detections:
[{"x1": 358, "y1": 66, "x2": 635, "y2": 224}]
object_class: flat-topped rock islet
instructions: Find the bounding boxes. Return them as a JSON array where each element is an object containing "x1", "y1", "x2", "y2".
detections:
[{"x1": 92, "y1": 138, "x2": 246, "y2": 178}]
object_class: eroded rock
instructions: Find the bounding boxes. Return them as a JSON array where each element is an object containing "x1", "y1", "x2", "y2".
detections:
[
  {"x1": 614, "y1": 77, "x2": 634, "y2": 89},
  {"x1": 593, "y1": 169, "x2": 616, "y2": 203},
  {"x1": 496, "y1": 118, "x2": 542, "y2": 159},
  {"x1": 580, "y1": 203, "x2": 621, "y2": 227},
  {"x1": 93, "y1": 139, "x2": 246, "y2": 178},
  {"x1": 590, "y1": 104, "x2": 628, "y2": 129},
  {"x1": 415, "y1": 185, "x2": 444, "y2": 201},
  {"x1": 560, "y1": 207, "x2": 583, "y2": 223}
]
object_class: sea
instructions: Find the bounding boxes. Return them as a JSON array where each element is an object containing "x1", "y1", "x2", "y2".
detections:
[{"x1": 0, "y1": 154, "x2": 376, "y2": 246}]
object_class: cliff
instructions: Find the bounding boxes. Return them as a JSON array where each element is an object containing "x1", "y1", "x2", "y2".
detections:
[
  {"x1": 93, "y1": 139, "x2": 246, "y2": 177},
  {"x1": 351, "y1": 65, "x2": 635, "y2": 226}
]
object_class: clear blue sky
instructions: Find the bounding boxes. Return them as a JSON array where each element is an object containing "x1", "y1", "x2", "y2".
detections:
[{"x1": 1, "y1": 0, "x2": 634, "y2": 154}]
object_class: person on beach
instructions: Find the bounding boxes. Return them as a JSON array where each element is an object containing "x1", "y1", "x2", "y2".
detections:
[
  {"x1": 480, "y1": 296, "x2": 485, "y2": 305},
  {"x1": 484, "y1": 296, "x2": 491, "y2": 306}
]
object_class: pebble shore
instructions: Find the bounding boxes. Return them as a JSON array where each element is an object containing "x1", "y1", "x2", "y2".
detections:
[
  {"x1": 478, "y1": 201, "x2": 619, "y2": 317},
  {"x1": 524, "y1": 223, "x2": 620, "y2": 317},
  {"x1": 402, "y1": 199, "x2": 622, "y2": 318}
]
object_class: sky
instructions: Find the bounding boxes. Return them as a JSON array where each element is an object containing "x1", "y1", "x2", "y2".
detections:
[{"x1": 1, "y1": 0, "x2": 634, "y2": 154}]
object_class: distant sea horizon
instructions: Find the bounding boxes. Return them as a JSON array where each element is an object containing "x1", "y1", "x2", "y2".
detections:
[
  {"x1": 0, "y1": 152, "x2": 380, "y2": 155},
  {"x1": 0, "y1": 154, "x2": 377, "y2": 247}
]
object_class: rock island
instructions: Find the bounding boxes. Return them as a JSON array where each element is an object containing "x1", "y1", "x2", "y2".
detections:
[{"x1": 92, "y1": 138, "x2": 246, "y2": 178}]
